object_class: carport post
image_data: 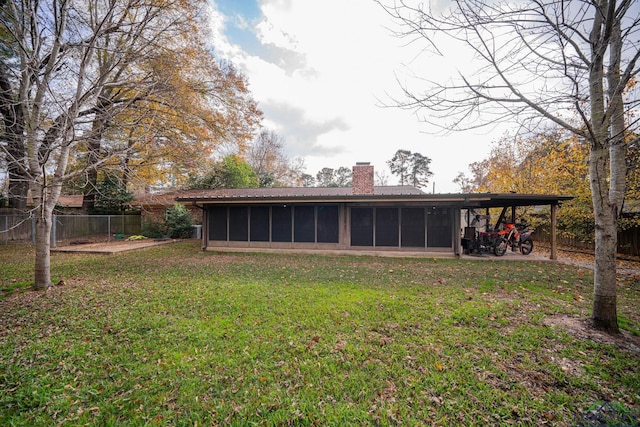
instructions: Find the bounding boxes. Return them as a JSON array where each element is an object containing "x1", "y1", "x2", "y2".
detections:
[
  {"x1": 550, "y1": 204, "x2": 557, "y2": 260},
  {"x1": 454, "y1": 210, "x2": 461, "y2": 257}
]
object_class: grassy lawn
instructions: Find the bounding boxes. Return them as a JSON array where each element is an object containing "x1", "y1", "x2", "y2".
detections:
[{"x1": 1, "y1": 241, "x2": 638, "y2": 426}]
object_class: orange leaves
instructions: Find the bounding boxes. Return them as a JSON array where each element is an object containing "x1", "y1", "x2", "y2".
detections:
[
  {"x1": 87, "y1": 2, "x2": 262, "y2": 189},
  {"x1": 462, "y1": 129, "x2": 590, "y2": 197}
]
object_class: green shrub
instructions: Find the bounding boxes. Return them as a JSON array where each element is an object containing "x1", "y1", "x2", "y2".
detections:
[
  {"x1": 141, "y1": 220, "x2": 164, "y2": 238},
  {"x1": 165, "y1": 204, "x2": 192, "y2": 239}
]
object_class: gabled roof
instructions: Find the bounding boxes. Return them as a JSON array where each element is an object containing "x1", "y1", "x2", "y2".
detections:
[
  {"x1": 56, "y1": 195, "x2": 84, "y2": 208},
  {"x1": 132, "y1": 190, "x2": 186, "y2": 207},
  {"x1": 26, "y1": 193, "x2": 84, "y2": 208}
]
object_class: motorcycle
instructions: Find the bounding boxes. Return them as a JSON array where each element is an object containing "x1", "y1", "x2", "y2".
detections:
[{"x1": 494, "y1": 222, "x2": 534, "y2": 256}]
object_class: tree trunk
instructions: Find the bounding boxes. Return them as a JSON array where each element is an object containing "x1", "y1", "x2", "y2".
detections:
[
  {"x1": 589, "y1": 141, "x2": 619, "y2": 332},
  {"x1": 33, "y1": 209, "x2": 53, "y2": 290},
  {"x1": 586, "y1": 0, "x2": 620, "y2": 333}
]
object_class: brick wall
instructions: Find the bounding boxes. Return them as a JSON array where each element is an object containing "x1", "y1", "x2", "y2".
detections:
[
  {"x1": 141, "y1": 204, "x2": 202, "y2": 225},
  {"x1": 352, "y1": 163, "x2": 374, "y2": 195}
]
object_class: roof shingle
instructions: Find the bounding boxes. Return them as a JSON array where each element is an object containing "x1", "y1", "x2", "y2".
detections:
[{"x1": 175, "y1": 186, "x2": 425, "y2": 201}]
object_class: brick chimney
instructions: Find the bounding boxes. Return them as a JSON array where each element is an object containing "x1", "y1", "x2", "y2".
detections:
[{"x1": 352, "y1": 162, "x2": 374, "y2": 195}]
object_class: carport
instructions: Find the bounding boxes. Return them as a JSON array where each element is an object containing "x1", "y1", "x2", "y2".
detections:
[{"x1": 459, "y1": 193, "x2": 573, "y2": 260}]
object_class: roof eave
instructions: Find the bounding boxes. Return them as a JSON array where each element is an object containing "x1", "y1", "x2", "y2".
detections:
[
  {"x1": 177, "y1": 194, "x2": 471, "y2": 204},
  {"x1": 177, "y1": 192, "x2": 573, "y2": 207}
]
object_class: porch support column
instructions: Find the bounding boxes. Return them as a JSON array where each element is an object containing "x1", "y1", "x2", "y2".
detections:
[
  {"x1": 201, "y1": 207, "x2": 208, "y2": 250},
  {"x1": 341, "y1": 204, "x2": 349, "y2": 249},
  {"x1": 453, "y1": 208, "x2": 461, "y2": 257},
  {"x1": 550, "y1": 204, "x2": 557, "y2": 260}
]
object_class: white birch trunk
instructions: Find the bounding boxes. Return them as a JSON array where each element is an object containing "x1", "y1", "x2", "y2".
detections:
[
  {"x1": 33, "y1": 209, "x2": 53, "y2": 289},
  {"x1": 589, "y1": 143, "x2": 619, "y2": 331}
]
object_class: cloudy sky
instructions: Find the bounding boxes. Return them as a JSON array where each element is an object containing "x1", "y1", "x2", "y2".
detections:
[{"x1": 208, "y1": 0, "x2": 501, "y2": 193}]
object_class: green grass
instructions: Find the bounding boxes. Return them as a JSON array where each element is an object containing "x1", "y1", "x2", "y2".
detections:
[{"x1": 1, "y1": 241, "x2": 638, "y2": 426}]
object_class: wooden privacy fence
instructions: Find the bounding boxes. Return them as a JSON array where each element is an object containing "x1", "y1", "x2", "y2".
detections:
[
  {"x1": 536, "y1": 226, "x2": 640, "y2": 257},
  {"x1": 0, "y1": 214, "x2": 142, "y2": 247}
]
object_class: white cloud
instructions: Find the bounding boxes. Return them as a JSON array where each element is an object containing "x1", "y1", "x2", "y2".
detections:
[{"x1": 209, "y1": 0, "x2": 497, "y2": 192}]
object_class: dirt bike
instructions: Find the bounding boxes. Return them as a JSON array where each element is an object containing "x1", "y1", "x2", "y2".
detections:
[{"x1": 494, "y1": 223, "x2": 534, "y2": 256}]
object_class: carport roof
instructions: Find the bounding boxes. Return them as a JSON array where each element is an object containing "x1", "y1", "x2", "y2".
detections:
[
  {"x1": 457, "y1": 193, "x2": 574, "y2": 208},
  {"x1": 175, "y1": 187, "x2": 572, "y2": 207}
]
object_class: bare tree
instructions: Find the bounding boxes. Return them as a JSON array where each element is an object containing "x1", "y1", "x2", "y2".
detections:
[
  {"x1": 246, "y1": 129, "x2": 300, "y2": 187},
  {"x1": 453, "y1": 171, "x2": 473, "y2": 193},
  {"x1": 380, "y1": 0, "x2": 639, "y2": 332},
  {"x1": 375, "y1": 170, "x2": 389, "y2": 186},
  {"x1": 0, "y1": 0, "x2": 258, "y2": 289}
]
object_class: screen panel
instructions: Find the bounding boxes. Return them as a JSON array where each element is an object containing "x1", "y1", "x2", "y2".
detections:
[
  {"x1": 350, "y1": 207, "x2": 373, "y2": 246},
  {"x1": 375, "y1": 208, "x2": 399, "y2": 246},
  {"x1": 427, "y1": 207, "x2": 452, "y2": 247},
  {"x1": 317, "y1": 205, "x2": 339, "y2": 243},
  {"x1": 401, "y1": 208, "x2": 425, "y2": 247},
  {"x1": 250, "y1": 206, "x2": 270, "y2": 242},
  {"x1": 271, "y1": 205, "x2": 292, "y2": 242},
  {"x1": 208, "y1": 206, "x2": 227, "y2": 241},
  {"x1": 229, "y1": 206, "x2": 249, "y2": 241},
  {"x1": 294, "y1": 205, "x2": 315, "y2": 242}
]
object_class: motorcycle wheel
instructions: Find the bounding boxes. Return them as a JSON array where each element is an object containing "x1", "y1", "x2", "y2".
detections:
[
  {"x1": 494, "y1": 239, "x2": 508, "y2": 256},
  {"x1": 520, "y1": 239, "x2": 533, "y2": 255}
]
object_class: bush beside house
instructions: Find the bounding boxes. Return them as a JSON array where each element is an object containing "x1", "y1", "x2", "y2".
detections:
[{"x1": 132, "y1": 191, "x2": 201, "y2": 238}]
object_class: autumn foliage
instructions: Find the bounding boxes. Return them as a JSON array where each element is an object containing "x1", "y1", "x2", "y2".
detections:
[{"x1": 457, "y1": 129, "x2": 640, "y2": 243}]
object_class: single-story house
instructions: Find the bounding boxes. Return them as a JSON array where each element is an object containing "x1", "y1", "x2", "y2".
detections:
[
  {"x1": 54, "y1": 195, "x2": 85, "y2": 214},
  {"x1": 176, "y1": 163, "x2": 572, "y2": 258},
  {"x1": 25, "y1": 192, "x2": 85, "y2": 214},
  {"x1": 132, "y1": 190, "x2": 202, "y2": 225}
]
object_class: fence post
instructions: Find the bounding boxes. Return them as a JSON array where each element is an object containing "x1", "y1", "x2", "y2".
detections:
[
  {"x1": 108, "y1": 216, "x2": 111, "y2": 242},
  {"x1": 3, "y1": 216, "x2": 7, "y2": 244},
  {"x1": 31, "y1": 216, "x2": 36, "y2": 244}
]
